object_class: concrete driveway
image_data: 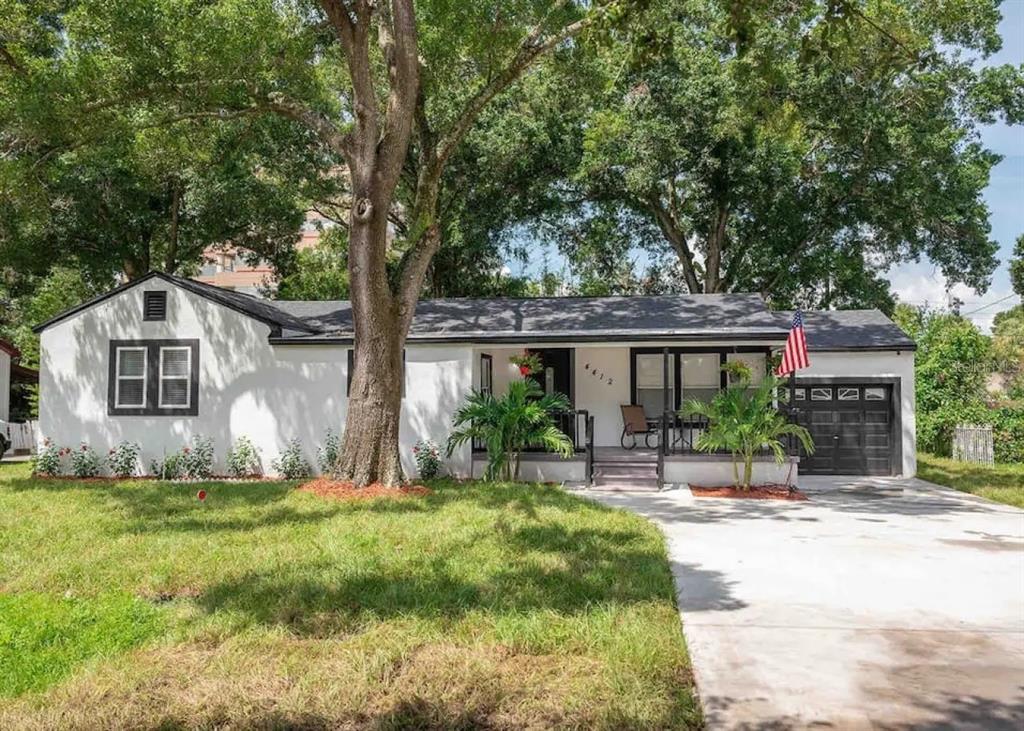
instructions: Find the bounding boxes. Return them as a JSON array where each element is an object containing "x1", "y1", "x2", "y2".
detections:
[{"x1": 586, "y1": 476, "x2": 1024, "y2": 730}]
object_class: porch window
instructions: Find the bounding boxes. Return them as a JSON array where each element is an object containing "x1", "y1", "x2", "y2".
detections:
[
  {"x1": 681, "y1": 354, "x2": 719, "y2": 406},
  {"x1": 635, "y1": 353, "x2": 674, "y2": 418}
]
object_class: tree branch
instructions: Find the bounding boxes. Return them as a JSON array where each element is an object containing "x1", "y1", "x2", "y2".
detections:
[
  {"x1": 431, "y1": 0, "x2": 608, "y2": 173},
  {"x1": 375, "y1": 0, "x2": 420, "y2": 191},
  {"x1": 320, "y1": 0, "x2": 378, "y2": 168},
  {"x1": 647, "y1": 195, "x2": 702, "y2": 293},
  {"x1": 0, "y1": 43, "x2": 26, "y2": 75}
]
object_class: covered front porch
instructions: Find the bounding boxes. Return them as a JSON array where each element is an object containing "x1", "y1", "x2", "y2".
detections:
[{"x1": 469, "y1": 342, "x2": 800, "y2": 488}]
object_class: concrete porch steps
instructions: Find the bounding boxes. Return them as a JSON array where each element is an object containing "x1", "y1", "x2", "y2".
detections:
[
  {"x1": 591, "y1": 452, "x2": 660, "y2": 491},
  {"x1": 589, "y1": 481, "x2": 661, "y2": 493}
]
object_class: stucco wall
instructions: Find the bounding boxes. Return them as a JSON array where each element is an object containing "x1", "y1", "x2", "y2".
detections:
[
  {"x1": 799, "y1": 350, "x2": 916, "y2": 476},
  {"x1": 39, "y1": 282, "x2": 474, "y2": 477},
  {"x1": 0, "y1": 349, "x2": 9, "y2": 422}
]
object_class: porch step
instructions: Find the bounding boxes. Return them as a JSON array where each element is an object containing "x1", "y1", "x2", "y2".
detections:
[
  {"x1": 590, "y1": 479, "x2": 661, "y2": 492},
  {"x1": 594, "y1": 464, "x2": 659, "y2": 480}
]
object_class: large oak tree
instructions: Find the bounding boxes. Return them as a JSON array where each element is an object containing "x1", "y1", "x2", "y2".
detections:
[
  {"x1": 523, "y1": 0, "x2": 1022, "y2": 308},
  {"x1": 1, "y1": 0, "x2": 641, "y2": 485}
]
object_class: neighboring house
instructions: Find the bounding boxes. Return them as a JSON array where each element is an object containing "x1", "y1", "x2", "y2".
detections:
[
  {"x1": 196, "y1": 211, "x2": 336, "y2": 295},
  {"x1": 34, "y1": 272, "x2": 916, "y2": 482},
  {"x1": 0, "y1": 339, "x2": 38, "y2": 423}
]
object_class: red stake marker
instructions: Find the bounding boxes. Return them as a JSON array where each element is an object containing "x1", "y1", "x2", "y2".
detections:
[{"x1": 197, "y1": 489, "x2": 207, "y2": 502}]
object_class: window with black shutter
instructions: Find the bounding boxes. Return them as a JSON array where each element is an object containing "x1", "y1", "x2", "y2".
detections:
[{"x1": 108, "y1": 339, "x2": 199, "y2": 416}]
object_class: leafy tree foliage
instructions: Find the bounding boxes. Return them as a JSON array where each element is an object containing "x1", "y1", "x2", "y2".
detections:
[
  {"x1": 1011, "y1": 234, "x2": 1024, "y2": 298},
  {"x1": 992, "y1": 305, "x2": 1024, "y2": 399},
  {"x1": 528, "y1": 0, "x2": 1020, "y2": 307},
  {"x1": 274, "y1": 227, "x2": 351, "y2": 301}
]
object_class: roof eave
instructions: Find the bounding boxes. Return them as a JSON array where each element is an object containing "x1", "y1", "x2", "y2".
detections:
[
  {"x1": 808, "y1": 344, "x2": 917, "y2": 353},
  {"x1": 32, "y1": 271, "x2": 314, "y2": 335},
  {"x1": 269, "y1": 329, "x2": 792, "y2": 346}
]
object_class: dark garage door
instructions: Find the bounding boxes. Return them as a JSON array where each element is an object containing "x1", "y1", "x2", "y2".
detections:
[{"x1": 793, "y1": 382, "x2": 896, "y2": 475}]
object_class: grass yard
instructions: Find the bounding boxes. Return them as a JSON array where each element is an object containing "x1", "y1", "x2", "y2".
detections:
[
  {"x1": 918, "y1": 453, "x2": 1024, "y2": 508},
  {"x1": 0, "y1": 462, "x2": 699, "y2": 729}
]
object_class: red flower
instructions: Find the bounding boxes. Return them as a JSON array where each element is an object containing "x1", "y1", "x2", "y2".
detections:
[
  {"x1": 183, "y1": 447, "x2": 191, "y2": 454},
  {"x1": 197, "y1": 490, "x2": 207, "y2": 501},
  {"x1": 519, "y1": 364, "x2": 530, "y2": 376}
]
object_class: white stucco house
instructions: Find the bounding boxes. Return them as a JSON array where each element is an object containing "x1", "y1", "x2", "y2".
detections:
[{"x1": 35, "y1": 272, "x2": 917, "y2": 485}]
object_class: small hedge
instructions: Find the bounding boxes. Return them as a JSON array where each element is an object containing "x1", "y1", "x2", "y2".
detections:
[{"x1": 918, "y1": 402, "x2": 1024, "y2": 464}]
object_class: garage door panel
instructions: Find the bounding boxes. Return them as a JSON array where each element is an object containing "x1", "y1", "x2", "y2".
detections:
[{"x1": 796, "y1": 382, "x2": 895, "y2": 476}]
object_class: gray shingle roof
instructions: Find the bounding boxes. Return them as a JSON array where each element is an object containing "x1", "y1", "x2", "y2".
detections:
[
  {"x1": 34, "y1": 272, "x2": 316, "y2": 335},
  {"x1": 271, "y1": 293, "x2": 791, "y2": 343},
  {"x1": 782, "y1": 310, "x2": 916, "y2": 351},
  {"x1": 35, "y1": 273, "x2": 917, "y2": 351}
]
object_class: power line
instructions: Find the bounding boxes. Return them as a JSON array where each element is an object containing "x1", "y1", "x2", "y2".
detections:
[{"x1": 961, "y1": 293, "x2": 1019, "y2": 316}]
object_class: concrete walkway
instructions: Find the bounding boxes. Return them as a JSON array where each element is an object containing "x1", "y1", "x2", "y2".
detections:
[{"x1": 585, "y1": 476, "x2": 1024, "y2": 730}]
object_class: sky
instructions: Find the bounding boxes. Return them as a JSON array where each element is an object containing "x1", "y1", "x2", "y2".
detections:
[
  {"x1": 509, "y1": 2, "x2": 1024, "y2": 331},
  {"x1": 888, "y1": 0, "x2": 1024, "y2": 331}
]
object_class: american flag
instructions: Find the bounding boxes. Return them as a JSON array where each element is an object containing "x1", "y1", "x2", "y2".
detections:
[{"x1": 777, "y1": 310, "x2": 810, "y2": 376}]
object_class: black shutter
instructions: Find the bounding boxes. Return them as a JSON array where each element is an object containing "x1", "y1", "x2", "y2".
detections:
[{"x1": 143, "y1": 291, "x2": 168, "y2": 321}]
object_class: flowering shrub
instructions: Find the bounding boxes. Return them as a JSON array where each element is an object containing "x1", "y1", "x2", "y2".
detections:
[
  {"x1": 317, "y1": 430, "x2": 341, "y2": 475},
  {"x1": 413, "y1": 439, "x2": 443, "y2": 480},
  {"x1": 181, "y1": 436, "x2": 215, "y2": 480},
  {"x1": 70, "y1": 443, "x2": 102, "y2": 478},
  {"x1": 272, "y1": 439, "x2": 310, "y2": 479},
  {"x1": 33, "y1": 438, "x2": 65, "y2": 477},
  {"x1": 226, "y1": 436, "x2": 262, "y2": 478},
  {"x1": 107, "y1": 441, "x2": 141, "y2": 478},
  {"x1": 150, "y1": 453, "x2": 184, "y2": 480}
]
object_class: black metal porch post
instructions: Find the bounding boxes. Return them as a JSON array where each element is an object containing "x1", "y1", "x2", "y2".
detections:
[{"x1": 662, "y1": 347, "x2": 670, "y2": 454}]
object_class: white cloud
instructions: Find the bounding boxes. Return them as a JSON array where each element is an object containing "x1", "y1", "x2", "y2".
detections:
[{"x1": 887, "y1": 262, "x2": 1019, "y2": 333}]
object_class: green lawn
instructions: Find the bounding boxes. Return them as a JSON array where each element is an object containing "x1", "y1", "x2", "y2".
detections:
[
  {"x1": 918, "y1": 453, "x2": 1024, "y2": 508},
  {"x1": 0, "y1": 462, "x2": 699, "y2": 729}
]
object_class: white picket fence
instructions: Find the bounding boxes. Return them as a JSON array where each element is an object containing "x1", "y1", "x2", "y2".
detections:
[
  {"x1": 0, "y1": 419, "x2": 38, "y2": 454},
  {"x1": 952, "y1": 424, "x2": 994, "y2": 466}
]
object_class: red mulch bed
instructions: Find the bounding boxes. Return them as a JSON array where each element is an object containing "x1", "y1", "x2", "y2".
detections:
[
  {"x1": 689, "y1": 483, "x2": 808, "y2": 501},
  {"x1": 298, "y1": 477, "x2": 431, "y2": 501}
]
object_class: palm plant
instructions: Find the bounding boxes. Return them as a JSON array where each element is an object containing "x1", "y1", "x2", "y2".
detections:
[
  {"x1": 447, "y1": 379, "x2": 575, "y2": 482},
  {"x1": 685, "y1": 362, "x2": 814, "y2": 489}
]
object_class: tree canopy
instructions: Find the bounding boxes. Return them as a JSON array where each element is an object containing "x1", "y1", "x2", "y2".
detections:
[{"x1": 459, "y1": 0, "x2": 1021, "y2": 309}]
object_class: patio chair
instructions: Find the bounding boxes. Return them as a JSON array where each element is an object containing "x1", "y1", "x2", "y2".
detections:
[{"x1": 620, "y1": 404, "x2": 659, "y2": 449}]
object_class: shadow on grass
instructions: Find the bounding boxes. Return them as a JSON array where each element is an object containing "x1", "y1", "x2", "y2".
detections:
[
  {"x1": 4, "y1": 475, "x2": 712, "y2": 636},
  {"x1": 181, "y1": 482, "x2": 685, "y2": 634}
]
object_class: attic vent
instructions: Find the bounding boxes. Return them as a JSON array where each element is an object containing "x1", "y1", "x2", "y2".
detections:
[{"x1": 143, "y1": 291, "x2": 168, "y2": 321}]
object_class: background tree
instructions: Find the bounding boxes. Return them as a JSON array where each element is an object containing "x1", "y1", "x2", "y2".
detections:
[
  {"x1": 274, "y1": 227, "x2": 351, "y2": 301},
  {"x1": 1011, "y1": 234, "x2": 1024, "y2": 298},
  {"x1": 2, "y1": 121, "x2": 321, "y2": 283},
  {"x1": 521, "y1": 0, "x2": 1019, "y2": 308}
]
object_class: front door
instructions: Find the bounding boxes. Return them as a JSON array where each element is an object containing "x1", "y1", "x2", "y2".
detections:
[{"x1": 528, "y1": 348, "x2": 575, "y2": 445}]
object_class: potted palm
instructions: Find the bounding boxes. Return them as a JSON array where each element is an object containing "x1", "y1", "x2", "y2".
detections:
[
  {"x1": 685, "y1": 362, "x2": 814, "y2": 489},
  {"x1": 447, "y1": 379, "x2": 574, "y2": 481}
]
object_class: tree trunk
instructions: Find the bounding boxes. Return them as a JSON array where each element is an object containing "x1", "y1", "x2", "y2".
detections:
[
  {"x1": 165, "y1": 180, "x2": 181, "y2": 273},
  {"x1": 334, "y1": 194, "x2": 407, "y2": 487}
]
